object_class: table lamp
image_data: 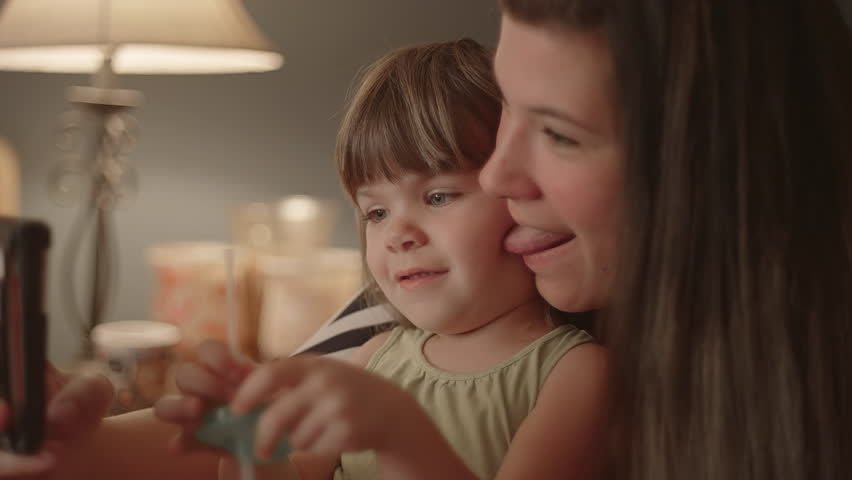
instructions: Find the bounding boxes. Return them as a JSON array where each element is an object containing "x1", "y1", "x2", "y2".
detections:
[{"x1": 0, "y1": 0, "x2": 283, "y2": 355}]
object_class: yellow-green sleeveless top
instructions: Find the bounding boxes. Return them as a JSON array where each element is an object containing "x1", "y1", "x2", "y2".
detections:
[{"x1": 333, "y1": 324, "x2": 593, "y2": 480}]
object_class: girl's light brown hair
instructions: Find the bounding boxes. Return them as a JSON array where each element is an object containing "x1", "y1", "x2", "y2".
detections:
[
  {"x1": 501, "y1": 0, "x2": 852, "y2": 479},
  {"x1": 335, "y1": 38, "x2": 501, "y2": 321},
  {"x1": 336, "y1": 38, "x2": 500, "y2": 200}
]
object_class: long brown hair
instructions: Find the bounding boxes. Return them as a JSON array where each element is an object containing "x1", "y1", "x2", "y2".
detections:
[{"x1": 500, "y1": 0, "x2": 852, "y2": 479}]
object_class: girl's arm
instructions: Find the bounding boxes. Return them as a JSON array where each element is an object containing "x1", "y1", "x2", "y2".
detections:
[
  {"x1": 495, "y1": 343, "x2": 608, "y2": 479},
  {"x1": 219, "y1": 331, "x2": 395, "y2": 480},
  {"x1": 375, "y1": 343, "x2": 608, "y2": 480},
  {"x1": 228, "y1": 330, "x2": 475, "y2": 480},
  {"x1": 372, "y1": 394, "x2": 479, "y2": 480},
  {"x1": 231, "y1": 337, "x2": 606, "y2": 480}
]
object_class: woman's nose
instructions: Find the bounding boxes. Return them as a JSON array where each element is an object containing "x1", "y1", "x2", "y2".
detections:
[{"x1": 480, "y1": 113, "x2": 541, "y2": 200}]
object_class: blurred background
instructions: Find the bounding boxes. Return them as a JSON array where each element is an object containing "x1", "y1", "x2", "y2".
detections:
[
  {"x1": 2, "y1": 0, "x2": 849, "y2": 413},
  {"x1": 0, "y1": 0, "x2": 500, "y2": 373}
]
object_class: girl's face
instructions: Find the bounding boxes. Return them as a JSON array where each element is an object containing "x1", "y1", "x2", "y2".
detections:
[
  {"x1": 356, "y1": 171, "x2": 539, "y2": 334},
  {"x1": 480, "y1": 14, "x2": 623, "y2": 312}
]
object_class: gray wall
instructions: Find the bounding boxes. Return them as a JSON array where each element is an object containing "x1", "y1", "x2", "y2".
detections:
[{"x1": 0, "y1": 0, "x2": 501, "y2": 366}]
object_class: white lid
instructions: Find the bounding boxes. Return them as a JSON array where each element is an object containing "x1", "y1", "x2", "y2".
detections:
[{"x1": 92, "y1": 320, "x2": 181, "y2": 350}]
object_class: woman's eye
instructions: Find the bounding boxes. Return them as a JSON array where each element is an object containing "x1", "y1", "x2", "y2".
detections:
[
  {"x1": 427, "y1": 192, "x2": 457, "y2": 206},
  {"x1": 543, "y1": 127, "x2": 579, "y2": 147},
  {"x1": 363, "y1": 208, "x2": 388, "y2": 223}
]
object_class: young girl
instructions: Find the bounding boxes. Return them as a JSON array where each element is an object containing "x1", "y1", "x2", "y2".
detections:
[{"x1": 161, "y1": 38, "x2": 607, "y2": 480}]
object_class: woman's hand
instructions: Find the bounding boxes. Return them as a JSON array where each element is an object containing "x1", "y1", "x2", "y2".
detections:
[
  {"x1": 153, "y1": 340, "x2": 255, "y2": 453},
  {"x1": 0, "y1": 364, "x2": 114, "y2": 477},
  {"x1": 0, "y1": 400, "x2": 54, "y2": 476},
  {"x1": 229, "y1": 354, "x2": 420, "y2": 460}
]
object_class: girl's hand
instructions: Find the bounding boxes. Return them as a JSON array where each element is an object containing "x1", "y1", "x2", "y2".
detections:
[
  {"x1": 229, "y1": 354, "x2": 418, "y2": 460},
  {"x1": 153, "y1": 340, "x2": 255, "y2": 453},
  {"x1": 0, "y1": 364, "x2": 114, "y2": 478}
]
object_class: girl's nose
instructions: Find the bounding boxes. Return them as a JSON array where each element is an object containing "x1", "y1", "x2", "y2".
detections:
[{"x1": 386, "y1": 219, "x2": 427, "y2": 253}]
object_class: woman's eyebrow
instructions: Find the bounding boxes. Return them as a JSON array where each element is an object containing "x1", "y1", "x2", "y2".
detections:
[{"x1": 527, "y1": 105, "x2": 597, "y2": 134}]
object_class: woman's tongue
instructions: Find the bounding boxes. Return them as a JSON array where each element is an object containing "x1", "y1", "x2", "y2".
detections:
[{"x1": 503, "y1": 225, "x2": 575, "y2": 256}]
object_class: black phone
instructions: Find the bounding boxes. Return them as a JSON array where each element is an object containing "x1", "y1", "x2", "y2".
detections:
[{"x1": 0, "y1": 217, "x2": 49, "y2": 454}]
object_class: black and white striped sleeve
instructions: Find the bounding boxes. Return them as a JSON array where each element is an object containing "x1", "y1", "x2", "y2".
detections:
[{"x1": 291, "y1": 289, "x2": 394, "y2": 359}]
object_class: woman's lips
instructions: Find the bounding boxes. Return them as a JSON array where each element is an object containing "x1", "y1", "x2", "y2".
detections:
[{"x1": 503, "y1": 225, "x2": 575, "y2": 256}]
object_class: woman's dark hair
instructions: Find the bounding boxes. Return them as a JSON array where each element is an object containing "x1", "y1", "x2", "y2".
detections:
[{"x1": 500, "y1": 0, "x2": 852, "y2": 479}]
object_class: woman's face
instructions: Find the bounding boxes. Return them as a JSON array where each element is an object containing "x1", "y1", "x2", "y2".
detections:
[{"x1": 481, "y1": 14, "x2": 623, "y2": 312}]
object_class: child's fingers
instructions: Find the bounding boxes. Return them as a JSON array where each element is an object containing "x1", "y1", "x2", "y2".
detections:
[
  {"x1": 155, "y1": 398, "x2": 228, "y2": 456},
  {"x1": 253, "y1": 389, "x2": 312, "y2": 458},
  {"x1": 173, "y1": 362, "x2": 233, "y2": 401},
  {"x1": 231, "y1": 357, "x2": 313, "y2": 415},
  {"x1": 154, "y1": 395, "x2": 205, "y2": 427},
  {"x1": 198, "y1": 340, "x2": 250, "y2": 382},
  {"x1": 197, "y1": 340, "x2": 254, "y2": 383},
  {"x1": 302, "y1": 422, "x2": 351, "y2": 457},
  {"x1": 283, "y1": 396, "x2": 339, "y2": 453}
]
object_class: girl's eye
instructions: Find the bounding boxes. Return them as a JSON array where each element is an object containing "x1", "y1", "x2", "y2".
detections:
[
  {"x1": 363, "y1": 208, "x2": 388, "y2": 223},
  {"x1": 427, "y1": 192, "x2": 457, "y2": 207},
  {"x1": 543, "y1": 127, "x2": 579, "y2": 147}
]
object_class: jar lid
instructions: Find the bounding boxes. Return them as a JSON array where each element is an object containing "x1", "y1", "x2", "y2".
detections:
[{"x1": 92, "y1": 320, "x2": 181, "y2": 350}]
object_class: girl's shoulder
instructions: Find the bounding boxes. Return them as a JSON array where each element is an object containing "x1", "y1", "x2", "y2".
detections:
[
  {"x1": 346, "y1": 328, "x2": 397, "y2": 368},
  {"x1": 347, "y1": 325, "x2": 425, "y2": 367}
]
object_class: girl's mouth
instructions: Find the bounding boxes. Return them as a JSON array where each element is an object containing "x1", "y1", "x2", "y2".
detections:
[
  {"x1": 503, "y1": 225, "x2": 576, "y2": 256},
  {"x1": 396, "y1": 269, "x2": 448, "y2": 290},
  {"x1": 398, "y1": 271, "x2": 442, "y2": 281}
]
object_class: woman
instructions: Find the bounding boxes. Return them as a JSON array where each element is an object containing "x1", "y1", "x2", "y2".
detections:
[{"x1": 483, "y1": 0, "x2": 852, "y2": 479}]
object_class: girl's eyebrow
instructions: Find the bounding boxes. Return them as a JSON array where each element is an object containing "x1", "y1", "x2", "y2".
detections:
[
  {"x1": 426, "y1": 171, "x2": 479, "y2": 185},
  {"x1": 355, "y1": 187, "x2": 375, "y2": 199},
  {"x1": 356, "y1": 173, "x2": 434, "y2": 200}
]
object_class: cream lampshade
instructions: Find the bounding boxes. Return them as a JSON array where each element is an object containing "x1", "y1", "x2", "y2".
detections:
[
  {"x1": 0, "y1": 0, "x2": 283, "y2": 357},
  {"x1": 0, "y1": 0, "x2": 283, "y2": 75}
]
